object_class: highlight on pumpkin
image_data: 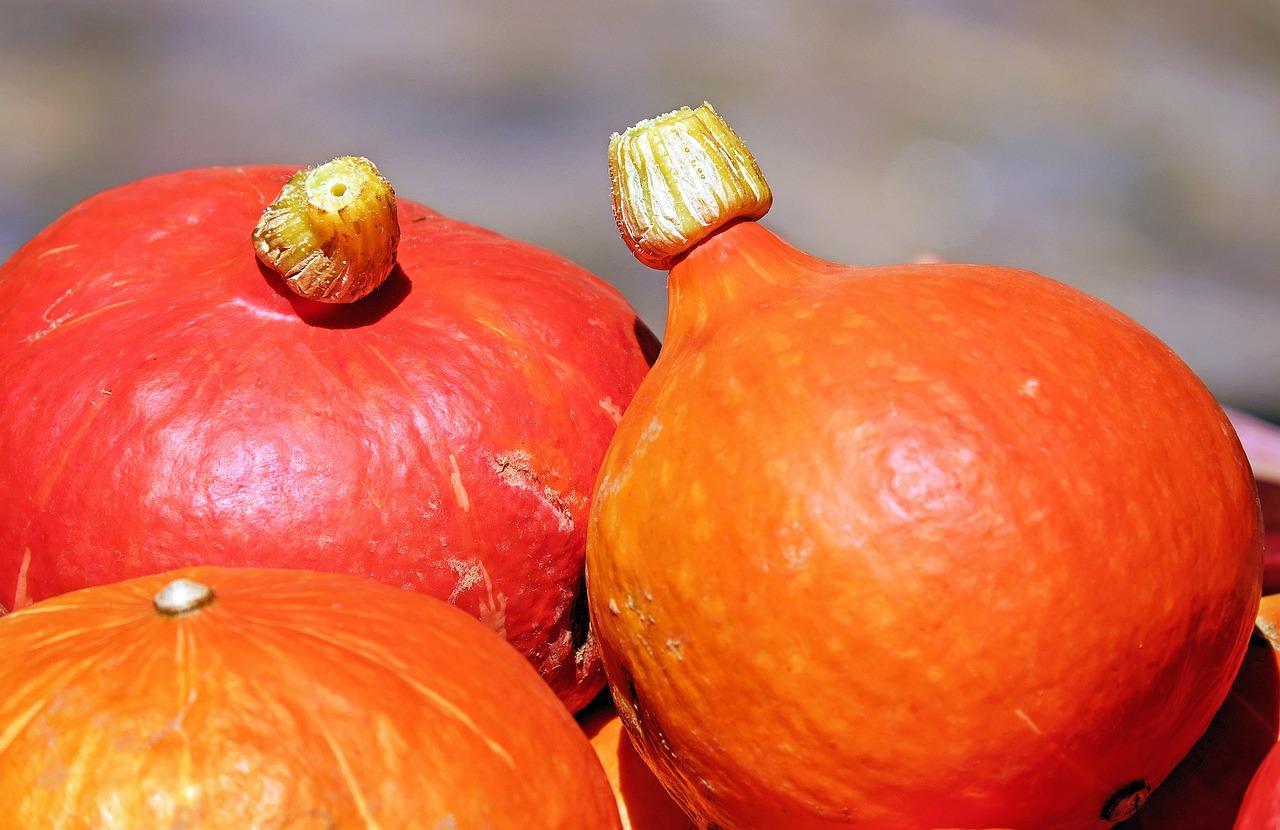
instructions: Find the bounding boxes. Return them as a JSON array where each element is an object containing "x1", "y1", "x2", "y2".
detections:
[
  {"x1": 253, "y1": 155, "x2": 400, "y2": 303},
  {"x1": 608, "y1": 102, "x2": 772, "y2": 270}
]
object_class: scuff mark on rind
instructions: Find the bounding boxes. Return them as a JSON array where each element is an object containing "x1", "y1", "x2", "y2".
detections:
[
  {"x1": 446, "y1": 558, "x2": 484, "y2": 603},
  {"x1": 492, "y1": 451, "x2": 577, "y2": 533},
  {"x1": 448, "y1": 454, "x2": 470, "y2": 512},
  {"x1": 37, "y1": 244, "x2": 80, "y2": 259},
  {"x1": 13, "y1": 547, "x2": 32, "y2": 611},
  {"x1": 598, "y1": 397, "x2": 623, "y2": 424}
]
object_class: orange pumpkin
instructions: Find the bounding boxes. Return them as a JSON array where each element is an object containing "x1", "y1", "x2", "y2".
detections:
[
  {"x1": 1119, "y1": 594, "x2": 1280, "y2": 828},
  {"x1": 0, "y1": 567, "x2": 619, "y2": 828},
  {"x1": 579, "y1": 696, "x2": 696, "y2": 830},
  {"x1": 587, "y1": 104, "x2": 1262, "y2": 828}
]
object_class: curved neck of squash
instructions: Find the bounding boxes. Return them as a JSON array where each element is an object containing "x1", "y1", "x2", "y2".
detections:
[{"x1": 663, "y1": 221, "x2": 827, "y2": 352}]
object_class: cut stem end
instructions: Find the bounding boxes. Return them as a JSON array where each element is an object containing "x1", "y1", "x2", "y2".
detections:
[
  {"x1": 609, "y1": 102, "x2": 772, "y2": 270},
  {"x1": 254, "y1": 156, "x2": 400, "y2": 304},
  {"x1": 154, "y1": 578, "x2": 215, "y2": 617}
]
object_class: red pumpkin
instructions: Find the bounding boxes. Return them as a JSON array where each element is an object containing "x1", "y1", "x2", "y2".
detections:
[
  {"x1": 0, "y1": 162, "x2": 654, "y2": 710},
  {"x1": 588, "y1": 105, "x2": 1262, "y2": 827},
  {"x1": 0, "y1": 566, "x2": 620, "y2": 828},
  {"x1": 1119, "y1": 594, "x2": 1280, "y2": 829}
]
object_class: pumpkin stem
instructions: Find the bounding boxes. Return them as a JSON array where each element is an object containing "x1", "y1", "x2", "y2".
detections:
[
  {"x1": 154, "y1": 578, "x2": 215, "y2": 616},
  {"x1": 253, "y1": 156, "x2": 400, "y2": 304},
  {"x1": 608, "y1": 103, "x2": 772, "y2": 269}
]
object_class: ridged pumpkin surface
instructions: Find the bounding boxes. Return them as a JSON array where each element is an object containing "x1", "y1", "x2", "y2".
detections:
[
  {"x1": 587, "y1": 221, "x2": 1262, "y2": 828},
  {"x1": 0, "y1": 166, "x2": 654, "y2": 710},
  {"x1": 0, "y1": 567, "x2": 620, "y2": 828}
]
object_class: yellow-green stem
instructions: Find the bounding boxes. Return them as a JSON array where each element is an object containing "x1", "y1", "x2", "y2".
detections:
[{"x1": 253, "y1": 156, "x2": 400, "y2": 303}]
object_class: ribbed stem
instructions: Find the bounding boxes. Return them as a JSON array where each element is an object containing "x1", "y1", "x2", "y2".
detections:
[
  {"x1": 253, "y1": 156, "x2": 400, "y2": 304},
  {"x1": 609, "y1": 103, "x2": 772, "y2": 270}
]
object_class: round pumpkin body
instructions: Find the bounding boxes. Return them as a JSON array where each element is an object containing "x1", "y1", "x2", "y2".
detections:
[
  {"x1": 0, "y1": 567, "x2": 620, "y2": 828},
  {"x1": 588, "y1": 221, "x2": 1262, "y2": 828},
  {"x1": 0, "y1": 166, "x2": 653, "y2": 710},
  {"x1": 579, "y1": 697, "x2": 696, "y2": 830}
]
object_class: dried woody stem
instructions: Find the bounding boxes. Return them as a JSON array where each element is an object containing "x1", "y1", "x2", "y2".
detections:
[
  {"x1": 608, "y1": 102, "x2": 772, "y2": 270},
  {"x1": 253, "y1": 156, "x2": 400, "y2": 303}
]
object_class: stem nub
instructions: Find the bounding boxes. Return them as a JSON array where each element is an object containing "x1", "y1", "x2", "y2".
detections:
[
  {"x1": 609, "y1": 103, "x2": 772, "y2": 270},
  {"x1": 253, "y1": 156, "x2": 400, "y2": 304},
  {"x1": 154, "y1": 578, "x2": 215, "y2": 617}
]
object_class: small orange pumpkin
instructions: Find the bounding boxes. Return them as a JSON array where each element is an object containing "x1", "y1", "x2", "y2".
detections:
[
  {"x1": 579, "y1": 697, "x2": 696, "y2": 830},
  {"x1": 0, "y1": 567, "x2": 619, "y2": 828}
]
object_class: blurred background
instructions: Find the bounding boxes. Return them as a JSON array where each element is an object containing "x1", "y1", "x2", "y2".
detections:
[{"x1": 1, "y1": 0, "x2": 1276, "y2": 418}]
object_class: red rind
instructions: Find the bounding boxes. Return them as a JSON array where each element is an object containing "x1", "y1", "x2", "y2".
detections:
[{"x1": 0, "y1": 166, "x2": 653, "y2": 710}]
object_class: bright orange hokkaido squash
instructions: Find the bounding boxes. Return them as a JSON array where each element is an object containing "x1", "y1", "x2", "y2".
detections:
[
  {"x1": 0, "y1": 567, "x2": 620, "y2": 828},
  {"x1": 587, "y1": 104, "x2": 1263, "y2": 828}
]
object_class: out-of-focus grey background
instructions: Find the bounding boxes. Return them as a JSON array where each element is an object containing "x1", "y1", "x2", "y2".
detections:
[{"x1": 2, "y1": 1, "x2": 1277, "y2": 418}]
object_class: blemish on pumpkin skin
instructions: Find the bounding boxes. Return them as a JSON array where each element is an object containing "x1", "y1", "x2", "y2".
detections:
[
  {"x1": 25, "y1": 284, "x2": 79, "y2": 342},
  {"x1": 665, "y1": 638, "x2": 684, "y2": 660},
  {"x1": 366, "y1": 345, "x2": 415, "y2": 394},
  {"x1": 492, "y1": 451, "x2": 576, "y2": 533},
  {"x1": 781, "y1": 538, "x2": 814, "y2": 569},
  {"x1": 13, "y1": 547, "x2": 32, "y2": 610},
  {"x1": 1013, "y1": 708, "x2": 1044, "y2": 736},
  {"x1": 446, "y1": 559, "x2": 485, "y2": 603},
  {"x1": 1020, "y1": 378, "x2": 1041, "y2": 398},
  {"x1": 477, "y1": 564, "x2": 507, "y2": 639},
  {"x1": 36, "y1": 243, "x2": 79, "y2": 259},
  {"x1": 447, "y1": 454, "x2": 470, "y2": 512},
  {"x1": 598, "y1": 397, "x2": 623, "y2": 424},
  {"x1": 544, "y1": 629, "x2": 575, "y2": 671},
  {"x1": 24, "y1": 298, "x2": 139, "y2": 344}
]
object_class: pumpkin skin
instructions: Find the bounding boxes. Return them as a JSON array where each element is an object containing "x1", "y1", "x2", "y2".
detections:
[
  {"x1": 0, "y1": 166, "x2": 654, "y2": 710},
  {"x1": 587, "y1": 221, "x2": 1263, "y2": 828},
  {"x1": 579, "y1": 696, "x2": 696, "y2": 830},
  {"x1": 1119, "y1": 594, "x2": 1280, "y2": 829},
  {"x1": 0, "y1": 566, "x2": 621, "y2": 828},
  {"x1": 1238, "y1": 733, "x2": 1280, "y2": 828}
]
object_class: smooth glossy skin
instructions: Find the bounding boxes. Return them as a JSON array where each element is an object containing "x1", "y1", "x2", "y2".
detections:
[
  {"x1": 587, "y1": 221, "x2": 1263, "y2": 828},
  {"x1": 0, "y1": 167, "x2": 654, "y2": 710},
  {"x1": 1120, "y1": 595, "x2": 1280, "y2": 829},
  {"x1": 0, "y1": 567, "x2": 621, "y2": 829},
  {"x1": 579, "y1": 696, "x2": 696, "y2": 830}
]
